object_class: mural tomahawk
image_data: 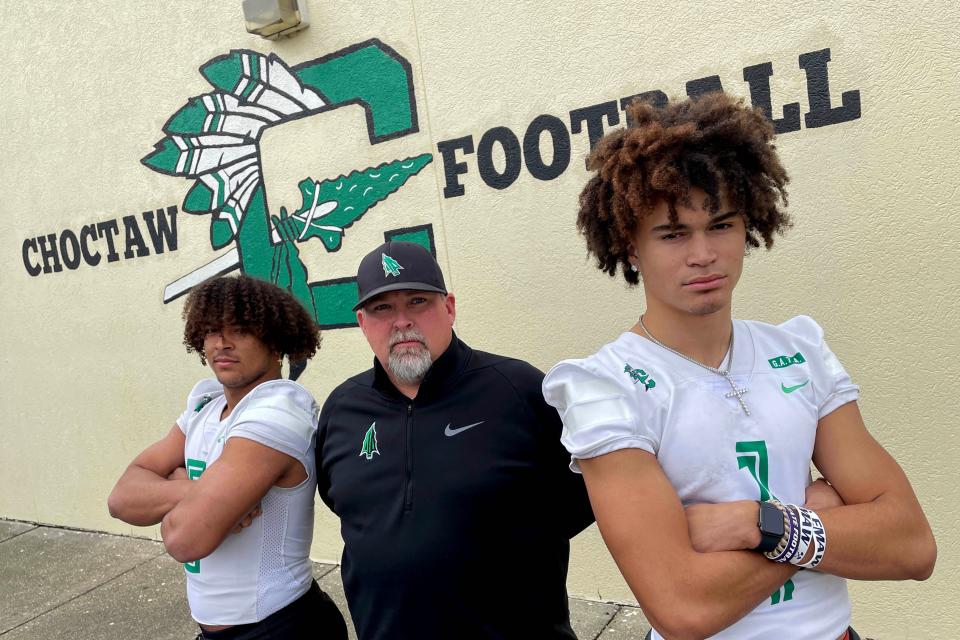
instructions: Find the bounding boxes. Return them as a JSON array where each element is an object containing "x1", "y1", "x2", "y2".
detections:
[{"x1": 143, "y1": 39, "x2": 435, "y2": 375}]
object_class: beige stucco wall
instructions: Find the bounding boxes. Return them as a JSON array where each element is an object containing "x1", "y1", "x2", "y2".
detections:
[{"x1": 2, "y1": 1, "x2": 958, "y2": 636}]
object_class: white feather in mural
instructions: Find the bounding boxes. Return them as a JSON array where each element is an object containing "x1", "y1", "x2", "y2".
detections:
[{"x1": 143, "y1": 50, "x2": 327, "y2": 248}]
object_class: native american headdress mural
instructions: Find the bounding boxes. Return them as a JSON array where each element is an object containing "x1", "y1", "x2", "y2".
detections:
[{"x1": 142, "y1": 40, "x2": 434, "y2": 370}]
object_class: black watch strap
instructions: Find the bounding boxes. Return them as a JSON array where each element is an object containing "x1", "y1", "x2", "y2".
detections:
[{"x1": 753, "y1": 501, "x2": 785, "y2": 553}]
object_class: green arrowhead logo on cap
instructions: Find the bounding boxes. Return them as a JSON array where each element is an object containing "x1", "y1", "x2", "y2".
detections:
[
  {"x1": 382, "y1": 253, "x2": 403, "y2": 277},
  {"x1": 359, "y1": 422, "x2": 380, "y2": 460}
]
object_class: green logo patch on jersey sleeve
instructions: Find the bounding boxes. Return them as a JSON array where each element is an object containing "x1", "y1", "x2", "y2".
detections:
[{"x1": 623, "y1": 363, "x2": 656, "y2": 392}]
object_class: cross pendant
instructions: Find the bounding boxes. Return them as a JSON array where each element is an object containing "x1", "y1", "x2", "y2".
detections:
[{"x1": 723, "y1": 378, "x2": 750, "y2": 415}]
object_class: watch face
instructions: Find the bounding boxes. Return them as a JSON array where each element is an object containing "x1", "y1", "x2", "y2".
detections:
[{"x1": 760, "y1": 502, "x2": 785, "y2": 537}]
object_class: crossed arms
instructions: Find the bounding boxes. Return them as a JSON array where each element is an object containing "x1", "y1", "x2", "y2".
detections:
[
  {"x1": 107, "y1": 424, "x2": 305, "y2": 563},
  {"x1": 579, "y1": 401, "x2": 936, "y2": 640}
]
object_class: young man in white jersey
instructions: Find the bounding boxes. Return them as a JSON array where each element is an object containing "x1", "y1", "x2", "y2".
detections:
[
  {"x1": 542, "y1": 92, "x2": 936, "y2": 640},
  {"x1": 108, "y1": 275, "x2": 346, "y2": 640}
]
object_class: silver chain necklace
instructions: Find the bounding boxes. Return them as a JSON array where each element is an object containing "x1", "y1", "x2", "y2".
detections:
[{"x1": 638, "y1": 315, "x2": 750, "y2": 415}]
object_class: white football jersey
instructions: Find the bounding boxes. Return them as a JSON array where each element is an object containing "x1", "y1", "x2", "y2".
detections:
[
  {"x1": 176, "y1": 378, "x2": 319, "y2": 625},
  {"x1": 543, "y1": 316, "x2": 859, "y2": 640}
]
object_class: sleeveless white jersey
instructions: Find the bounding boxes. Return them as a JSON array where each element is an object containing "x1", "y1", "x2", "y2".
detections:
[
  {"x1": 543, "y1": 316, "x2": 859, "y2": 640},
  {"x1": 176, "y1": 378, "x2": 319, "y2": 625}
]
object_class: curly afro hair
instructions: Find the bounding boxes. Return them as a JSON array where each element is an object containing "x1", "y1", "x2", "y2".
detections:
[
  {"x1": 577, "y1": 91, "x2": 791, "y2": 285},
  {"x1": 182, "y1": 275, "x2": 321, "y2": 365}
]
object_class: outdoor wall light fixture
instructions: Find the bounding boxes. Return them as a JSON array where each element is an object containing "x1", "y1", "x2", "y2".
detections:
[{"x1": 242, "y1": 0, "x2": 310, "y2": 39}]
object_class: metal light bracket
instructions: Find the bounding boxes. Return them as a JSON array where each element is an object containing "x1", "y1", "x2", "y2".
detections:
[{"x1": 242, "y1": 0, "x2": 310, "y2": 40}]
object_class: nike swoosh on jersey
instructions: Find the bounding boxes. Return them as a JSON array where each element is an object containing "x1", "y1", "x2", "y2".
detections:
[
  {"x1": 781, "y1": 380, "x2": 810, "y2": 393},
  {"x1": 444, "y1": 421, "x2": 485, "y2": 436}
]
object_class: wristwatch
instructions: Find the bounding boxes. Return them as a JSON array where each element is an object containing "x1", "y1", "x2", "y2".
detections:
[{"x1": 753, "y1": 501, "x2": 785, "y2": 553}]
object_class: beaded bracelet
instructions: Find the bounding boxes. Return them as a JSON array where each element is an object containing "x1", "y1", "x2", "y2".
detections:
[{"x1": 764, "y1": 501, "x2": 798, "y2": 562}]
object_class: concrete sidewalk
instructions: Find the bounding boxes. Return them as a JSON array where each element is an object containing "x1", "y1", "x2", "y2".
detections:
[{"x1": 0, "y1": 519, "x2": 649, "y2": 639}]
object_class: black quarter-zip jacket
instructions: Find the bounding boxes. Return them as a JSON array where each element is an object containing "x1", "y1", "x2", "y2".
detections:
[{"x1": 317, "y1": 334, "x2": 594, "y2": 640}]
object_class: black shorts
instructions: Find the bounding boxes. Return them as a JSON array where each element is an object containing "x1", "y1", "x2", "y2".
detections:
[{"x1": 196, "y1": 581, "x2": 347, "y2": 640}]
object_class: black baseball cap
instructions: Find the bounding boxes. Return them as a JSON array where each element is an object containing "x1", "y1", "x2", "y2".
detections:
[{"x1": 353, "y1": 241, "x2": 447, "y2": 311}]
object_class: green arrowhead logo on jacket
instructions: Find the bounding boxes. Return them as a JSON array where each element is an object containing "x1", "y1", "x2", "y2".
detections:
[
  {"x1": 141, "y1": 39, "x2": 435, "y2": 343},
  {"x1": 382, "y1": 254, "x2": 403, "y2": 277},
  {"x1": 359, "y1": 422, "x2": 379, "y2": 460}
]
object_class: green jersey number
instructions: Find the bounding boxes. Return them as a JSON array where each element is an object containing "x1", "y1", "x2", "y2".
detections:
[
  {"x1": 735, "y1": 441, "x2": 794, "y2": 605},
  {"x1": 182, "y1": 458, "x2": 207, "y2": 573}
]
